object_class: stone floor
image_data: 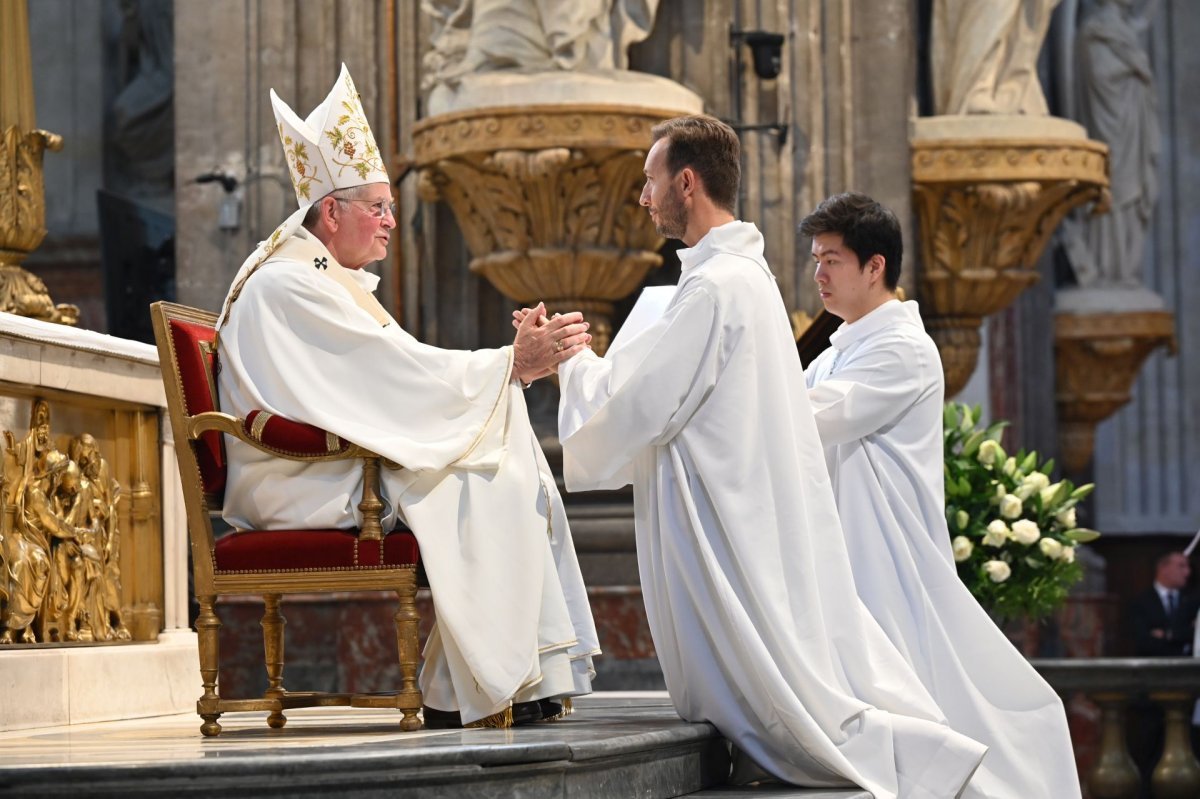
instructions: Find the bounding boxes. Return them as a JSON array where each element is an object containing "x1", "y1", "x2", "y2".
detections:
[{"x1": 0, "y1": 692, "x2": 868, "y2": 798}]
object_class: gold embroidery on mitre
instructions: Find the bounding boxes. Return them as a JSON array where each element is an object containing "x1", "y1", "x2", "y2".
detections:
[
  {"x1": 279, "y1": 122, "x2": 324, "y2": 202},
  {"x1": 272, "y1": 65, "x2": 389, "y2": 209},
  {"x1": 324, "y1": 73, "x2": 385, "y2": 183}
]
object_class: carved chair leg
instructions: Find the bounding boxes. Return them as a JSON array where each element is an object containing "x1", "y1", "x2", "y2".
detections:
[
  {"x1": 196, "y1": 595, "x2": 223, "y2": 737},
  {"x1": 261, "y1": 594, "x2": 287, "y2": 729},
  {"x1": 1150, "y1": 691, "x2": 1200, "y2": 799},
  {"x1": 395, "y1": 572, "x2": 422, "y2": 731}
]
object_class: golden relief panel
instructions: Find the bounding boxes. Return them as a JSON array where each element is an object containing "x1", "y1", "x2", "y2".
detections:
[{"x1": 0, "y1": 396, "x2": 159, "y2": 644}]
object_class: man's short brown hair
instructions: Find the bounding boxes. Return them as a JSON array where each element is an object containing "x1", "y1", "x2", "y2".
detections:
[{"x1": 650, "y1": 115, "x2": 741, "y2": 214}]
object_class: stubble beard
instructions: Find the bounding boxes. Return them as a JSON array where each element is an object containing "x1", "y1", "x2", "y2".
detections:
[{"x1": 653, "y1": 186, "x2": 688, "y2": 240}]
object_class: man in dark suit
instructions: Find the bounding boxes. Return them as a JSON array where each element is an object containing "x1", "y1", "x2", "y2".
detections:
[
  {"x1": 1131, "y1": 551, "x2": 1198, "y2": 656},
  {"x1": 1128, "y1": 550, "x2": 1198, "y2": 796}
]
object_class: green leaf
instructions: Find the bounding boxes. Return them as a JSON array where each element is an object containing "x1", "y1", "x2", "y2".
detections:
[
  {"x1": 1070, "y1": 483, "x2": 1095, "y2": 500},
  {"x1": 944, "y1": 404, "x2": 959, "y2": 433},
  {"x1": 962, "y1": 430, "x2": 987, "y2": 457},
  {"x1": 1065, "y1": 528, "x2": 1101, "y2": 543},
  {"x1": 1043, "y1": 482, "x2": 1069, "y2": 509},
  {"x1": 1020, "y1": 451, "x2": 1038, "y2": 473},
  {"x1": 1040, "y1": 457, "x2": 1056, "y2": 476},
  {"x1": 957, "y1": 476, "x2": 971, "y2": 496}
]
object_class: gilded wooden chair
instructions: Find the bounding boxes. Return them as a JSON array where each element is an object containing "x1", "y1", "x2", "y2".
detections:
[{"x1": 150, "y1": 301, "x2": 423, "y2": 736}]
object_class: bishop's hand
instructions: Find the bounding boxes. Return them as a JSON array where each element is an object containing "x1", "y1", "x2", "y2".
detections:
[{"x1": 512, "y1": 302, "x2": 591, "y2": 385}]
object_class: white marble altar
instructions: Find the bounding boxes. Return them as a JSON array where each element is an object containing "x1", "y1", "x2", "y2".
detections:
[{"x1": 0, "y1": 312, "x2": 197, "y2": 731}]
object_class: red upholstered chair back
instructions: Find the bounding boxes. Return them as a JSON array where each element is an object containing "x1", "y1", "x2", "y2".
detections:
[{"x1": 165, "y1": 316, "x2": 227, "y2": 504}]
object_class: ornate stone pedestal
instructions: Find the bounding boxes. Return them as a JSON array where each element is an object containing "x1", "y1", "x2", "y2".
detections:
[
  {"x1": 1054, "y1": 292, "x2": 1176, "y2": 475},
  {"x1": 911, "y1": 116, "x2": 1109, "y2": 396},
  {"x1": 414, "y1": 73, "x2": 702, "y2": 353},
  {"x1": 0, "y1": 314, "x2": 196, "y2": 730}
]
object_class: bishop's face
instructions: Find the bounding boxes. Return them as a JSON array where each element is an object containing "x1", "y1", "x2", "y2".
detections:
[
  {"x1": 640, "y1": 138, "x2": 687, "y2": 240},
  {"x1": 329, "y1": 182, "x2": 396, "y2": 268}
]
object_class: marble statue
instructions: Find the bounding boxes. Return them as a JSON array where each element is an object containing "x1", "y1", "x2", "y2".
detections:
[
  {"x1": 422, "y1": 0, "x2": 660, "y2": 88},
  {"x1": 932, "y1": 0, "x2": 1062, "y2": 115},
  {"x1": 1062, "y1": 0, "x2": 1160, "y2": 289}
]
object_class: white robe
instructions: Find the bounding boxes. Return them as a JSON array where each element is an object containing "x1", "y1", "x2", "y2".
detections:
[
  {"x1": 217, "y1": 229, "x2": 598, "y2": 723},
  {"x1": 558, "y1": 221, "x2": 987, "y2": 797},
  {"x1": 806, "y1": 299, "x2": 1081, "y2": 799}
]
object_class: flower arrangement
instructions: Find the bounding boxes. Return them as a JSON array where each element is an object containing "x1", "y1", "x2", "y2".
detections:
[{"x1": 943, "y1": 402, "x2": 1099, "y2": 620}]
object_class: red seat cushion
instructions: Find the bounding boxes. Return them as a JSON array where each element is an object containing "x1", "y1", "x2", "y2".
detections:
[
  {"x1": 243, "y1": 410, "x2": 350, "y2": 457},
  {"x1": 213, "y1": 529, "x2": 419, "y2": 572},
  {"x1": 168, "y1": 318, "x2": 226, "y2": 499}
]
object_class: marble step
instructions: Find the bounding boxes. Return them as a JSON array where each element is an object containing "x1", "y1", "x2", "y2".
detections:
[{"x1": 0, "y1": 694, "x2": 726, "y2": 798}]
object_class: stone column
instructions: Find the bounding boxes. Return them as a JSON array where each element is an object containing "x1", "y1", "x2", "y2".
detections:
[{"x1": 174, "y1": 0, "x2": 392, "y2": 314}]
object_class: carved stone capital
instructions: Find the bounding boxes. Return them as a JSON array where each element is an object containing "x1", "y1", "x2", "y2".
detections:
[
  {"x1": 912, "y1": 135, "x2": 1109, "y2": 396},
  {"x1": 413, "y1": 105, "x2": 683, "y2": 352},
  {"x1": 1054, "y1": 309, "x2": 1176, "y2": 474}
]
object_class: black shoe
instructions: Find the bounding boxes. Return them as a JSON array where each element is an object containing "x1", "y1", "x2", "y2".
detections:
[
  {"x1": 511, "y1": 700, "x2": 545, "y2": 726},
  {"x1": 422, "y1": 706, "x2": 462, "y2": 729},
  {"x1": 537, "y1": 699, "x2": 564, "y2": 721}
]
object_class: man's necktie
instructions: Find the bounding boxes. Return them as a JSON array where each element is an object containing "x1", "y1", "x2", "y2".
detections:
[{"x1": 1167, "y1": 590, "x2": 1178, "y2": 620}]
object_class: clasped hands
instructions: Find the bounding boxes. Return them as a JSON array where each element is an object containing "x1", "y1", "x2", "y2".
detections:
[{"x1": 511, "y1": 302, "x2": 591, "y2": 385}]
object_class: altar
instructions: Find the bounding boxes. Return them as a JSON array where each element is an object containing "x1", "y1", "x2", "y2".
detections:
[{"x1": 0, "y1": 312, "x2": 198, "y2": 731}]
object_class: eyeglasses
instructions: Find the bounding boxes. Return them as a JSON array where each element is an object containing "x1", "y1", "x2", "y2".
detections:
[{"x1": 333, "y1": 196, "x2": 397, "y2": 219}]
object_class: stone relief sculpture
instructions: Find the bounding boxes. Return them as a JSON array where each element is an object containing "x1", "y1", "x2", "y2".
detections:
[
  {"x1": 422, "y1": 0, "x2": 660, "y2": 88},
  {"x1": 1061, "y1": 0, "x2": 1160, "y2": 290},
  {"x1": 932, "y1": 0, "x2": 1063, "y2": 115},
  {"x1": 0, "y1": 401, "x2": 129, "y2": 644}
]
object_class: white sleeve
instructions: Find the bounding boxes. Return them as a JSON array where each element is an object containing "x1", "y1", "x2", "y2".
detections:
[
  {"x1": 806, "y1": 338, "x2": 929, "y2": 447},
  {"x1": 557, "y1": 285, "x2": 721, "y2": 491}
]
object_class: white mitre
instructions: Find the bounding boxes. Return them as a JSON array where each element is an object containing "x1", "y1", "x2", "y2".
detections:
[{"x1": 219, "y1": 63, "x2": 390, "y2": 327}]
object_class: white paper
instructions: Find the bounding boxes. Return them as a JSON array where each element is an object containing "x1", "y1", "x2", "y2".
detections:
[{"x1": 607, "y1": 285, "x2": 676, "y2": 357}]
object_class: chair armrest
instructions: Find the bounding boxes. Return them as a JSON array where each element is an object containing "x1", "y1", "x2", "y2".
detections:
[{"x1": 187, "y1": 411, "x2": 379, "y2": 463}]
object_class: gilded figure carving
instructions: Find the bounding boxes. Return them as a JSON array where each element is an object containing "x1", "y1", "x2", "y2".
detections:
[{"x1": 0, "y1": 401, "x2": 129, "y2": 644}]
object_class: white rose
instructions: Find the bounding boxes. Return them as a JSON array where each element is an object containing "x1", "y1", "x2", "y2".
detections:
[
  {"x1": 1039, "y1": 538, "x2": 1063, "y2": 559},
  {"x1": 955, "y1": 509, "x2": 970, "y2": 531},
  {"x1": 1016, "y1": 472, "x2": 1050, "y2": 501},
  {"x1": 952, "y1": 536, "x2": 974, "y2": 562},
  {"x1": 1061, "y1": 546, "x2": 1076, "y2": 563},
  {"x1": 1002, "y1": 456, "x2": 1017, "y2": 476},
  {"x1": 999, "y1": 494, "x2": 1023, "y2": 520},
  {"x1": 984, "y1": 560, "x2": 1012, "y2": 583},
  {"x1": 977, "y1": 440, "x2": 1001, "y2": 467},
  {"x1": 983, "y1": 520, "x2": 1010, "y2": 547},
  {"x1": 1011, "y1": 519, "x2": 1041, "y2": 545},
  {"x1": 993, "y1": 483, "x2": 1007, "y2": 503},
  {"x1": 1056, "y1": 507, "x2": 1076, "y2": 529}
]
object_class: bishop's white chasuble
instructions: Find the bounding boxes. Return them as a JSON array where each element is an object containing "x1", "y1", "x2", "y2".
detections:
[{"x1": 217, "y1": 229, "x2": 598, "y2": 724}]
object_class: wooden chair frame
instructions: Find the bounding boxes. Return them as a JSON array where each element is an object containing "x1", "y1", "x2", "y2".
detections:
[{"x1": 151, "y1": 301, "x2": 422, "y2": 736}]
